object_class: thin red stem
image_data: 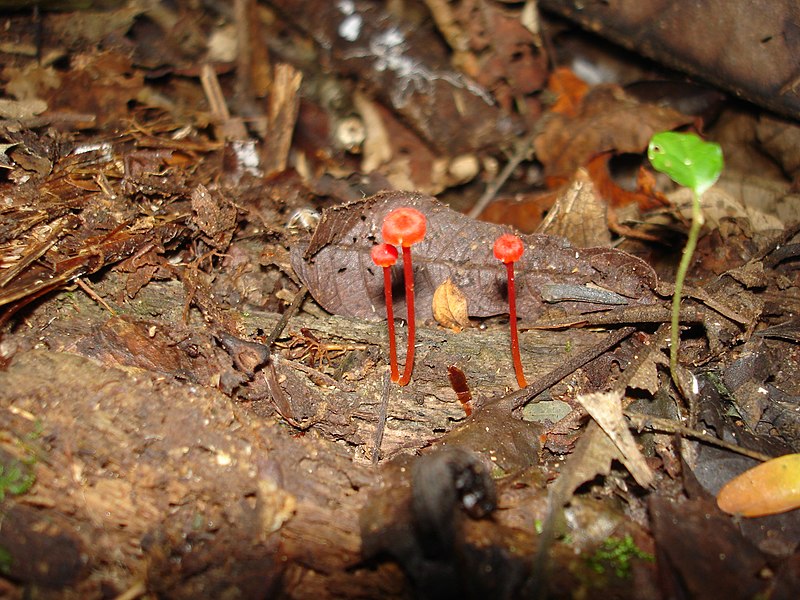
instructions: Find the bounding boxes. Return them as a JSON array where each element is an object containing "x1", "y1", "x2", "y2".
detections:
[
  {"x1": 398, "y1": 245, "x2": 416, "y2": 386},
  {"x1": 382, "y1": 266, "x2": 399, "y2": 382},
  {"x1": 506, "y1": 261, "x2": 527, "y2": 388}
]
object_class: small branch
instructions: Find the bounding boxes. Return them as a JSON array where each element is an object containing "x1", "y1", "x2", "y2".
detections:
[
  {"x1": 75, "y1": 278, "x2": 116, "y2": 315},
  {"x1": 479, "y1": 326, "x2": 636, "y2": 413},
  {"x1": 624, "y1": 411, "x2": 772, "y2": 462},
  {"x1": 265, "y1": 284, "x2": 308, "y2": 347},
  {"x1": 467, "y1": 122, "x2": 545, "y2": 220}
]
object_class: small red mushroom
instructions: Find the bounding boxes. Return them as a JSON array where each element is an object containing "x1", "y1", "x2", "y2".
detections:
[
  {"x1": 493, "y1": 233, "x2": 527, "y2": 388},
  {"x1": 371, "y1": 243, "x2": 400, "y2": 382},
  {"x1": 382, "y1": 207, "x2": 427, "y2": 386}
]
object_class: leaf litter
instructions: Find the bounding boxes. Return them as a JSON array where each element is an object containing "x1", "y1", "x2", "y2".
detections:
[
  {"x1": 291, "y1": 190, "x2": 660, "y2": 322},
  {"x1": 0, "y1": 2, "x2": 799, "y2": 598}
]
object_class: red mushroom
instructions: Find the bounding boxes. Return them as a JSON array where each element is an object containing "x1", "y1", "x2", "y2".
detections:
[
  {"x1": 382, "y1": 207, "x2": 427, "y2": 386},
  {"x1": 493, "y1": 233, "x2": 527, "y2": 388},
  {"x1": 371, "y1": 243, "x2": 400, "y2": 382}
]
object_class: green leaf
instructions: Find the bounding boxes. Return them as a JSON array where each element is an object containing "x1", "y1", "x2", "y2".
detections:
[
  {"x1": 0, "y1": 462, "x2": 36, "y2": 502},
  {"x1": 647, "y1": 132, "x2": 724, "y2": 197}
]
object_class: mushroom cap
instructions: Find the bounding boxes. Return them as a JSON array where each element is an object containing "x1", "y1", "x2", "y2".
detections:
[
  {"x1": 493, "y1": 233, "x2": 524, "y2": 263},
  {"x1": 371, "y1": 243, "x2": 398, "y2": 267},
  {"x1": 382, "y1": 207, "x2": 427, "y2": 247}
]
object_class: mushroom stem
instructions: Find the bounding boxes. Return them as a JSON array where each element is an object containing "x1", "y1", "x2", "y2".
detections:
[
  {"x1": 494, "y1": 233, "x2": 527, "y2": 389},
  {"x1": 504, "y1": 259, "x2": 527, "y2": 388},
  {"x1": 398, "y1": 245, "x2": 416, "y2": 386},
  {"x1": 371, "y1": 243, "x2": 400, "y2": 382},
  {"x1": 384, "y1": 265, "x2": 400, "y2": 383},
  {"x1": 381, "y1": 207, "x2": 427, "y2": 387}
]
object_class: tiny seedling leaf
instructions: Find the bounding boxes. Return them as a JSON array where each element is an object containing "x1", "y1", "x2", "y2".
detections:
[
  {"x1": 0, "y1": 462, "x2": 36, "y2": 502},
  {"x1": 647, "y1": 132, "x2": 723, "y2": 197}
]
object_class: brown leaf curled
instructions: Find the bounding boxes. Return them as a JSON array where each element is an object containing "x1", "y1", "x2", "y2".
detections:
[{"x1": 432, "y1": 278, "x2": 471, "y2": 332}]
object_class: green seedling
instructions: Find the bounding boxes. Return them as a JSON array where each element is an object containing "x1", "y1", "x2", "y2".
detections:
[
  {"x1": 0, "y1": 461, "x2": 36, "y2": 502},
  {"x1": 587, "y1": 534, "x2": 654, "y2": 579},
  {"x1": 648, "y1": 132, "x2": 723, "y2": 384}
]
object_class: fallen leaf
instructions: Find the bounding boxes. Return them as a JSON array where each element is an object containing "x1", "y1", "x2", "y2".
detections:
[
  {"x1": 668, "y1": 186, "x2": 784, "y2": 232},
  {"x1": 626, "y1": 353, "x2": 662, "y2": 395},
  {"x1": 548, "y1": 67, "x2": 589, "y2": 117},
  {"x1": 291, "y1": 191, "x2": 659, "y2": 322},
  {"x1": 577, "y1": 390, "x2": 655, "y2": 488},
  {"x1": 535, "y1": 84, "x2": 692, "y2": 184},
  {"x1": 0, "y1": 97, "x2": 47, "y2": 119},
  {"x1": 537, "y1": 168, "x2": 611, "y2": 247},
  {"x1": 650, "y1": 497, "x2": 769, "y2": 599},
  {"x1": 432, "y1": 277, "x2": 471, "y2": 332},
  {"x1": 717, "y1": 453, "x2": 800, "y2": 517},
  {"x1": 477, "y1": 189, "x2": 557, "y2": 233}
]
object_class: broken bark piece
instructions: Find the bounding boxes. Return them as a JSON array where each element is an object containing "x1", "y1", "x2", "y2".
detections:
[
  {"x1": 262, "y1": 63, "x2": 303, "y2": 176},
  {"x1": 266, "y1": 0, "x2": 522, "y2": 154},
  {"x1": 291, "y1": 191, "x2": 659, "y2": 322}
]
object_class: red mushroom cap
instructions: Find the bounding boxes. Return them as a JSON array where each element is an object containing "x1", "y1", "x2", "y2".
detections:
[
  {"x1": 493, "y1": 234, "x2": 524, "y2": 263},
  {"x1": 382, "y1": 207, "x2": 427, "y2": 247},
  {"x1": 371, "y1": 243, "x2": 398, "y2": 267}
]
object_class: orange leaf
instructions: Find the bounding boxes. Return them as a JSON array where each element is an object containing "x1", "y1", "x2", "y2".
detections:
[
  {"x1": 585, "y1": 152, "x2": 668, "y2": 211},
  {"x1": 716, "y1": 453, "x2": 800, "y2": 517},
  {"x1": 548, "y1": 67, "x2": 589, "y2": 117}
]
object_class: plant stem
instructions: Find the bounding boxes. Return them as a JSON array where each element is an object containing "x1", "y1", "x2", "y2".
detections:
[
  {"x1": 398, "y1": 246, "x2": 416, "y2": 386},
  {"x1": 382, "y1": 267, "x2": 399, "y2": 382},
  {"x1": 670, "y1": 191, "x2": 704, "y2": 383},
  {"x1": 506, "y1": 261, "x2": 528, "y2": 388}
]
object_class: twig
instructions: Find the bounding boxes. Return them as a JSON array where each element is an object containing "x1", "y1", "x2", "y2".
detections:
[
  {"x1": 624, "y1": 411, "x2": 772, "y2": 462},
  {"x1": 372, "y1": 371, "x2": 392, "y2": 465},
  {"x1": 113, "y1": 580, "x2": 147, "y2": 600},
  {"x1": 265, "y1": 284, "x2": 308, "y2": 347},
  {"x1": 75, "y1": 278, "x2": 116, "y2": 315},
  {"x1": 479, "y1": 326, "x2": 636, "y2": 413},
  {"x1": 467, "y1": 122, "x2": 545, "y2": 220}
]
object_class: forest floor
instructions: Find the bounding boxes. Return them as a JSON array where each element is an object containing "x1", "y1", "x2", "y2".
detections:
[{"x1": 0, "y1": 1, "x2": 799, "y2": 599}]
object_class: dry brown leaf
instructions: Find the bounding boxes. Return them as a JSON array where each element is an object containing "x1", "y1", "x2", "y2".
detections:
[
  {"x1": 537, "y1": 168, "x2": 611, "y2": 247},
  {"x1": 432, "y1": 277, "x2": 471, "y2": 332},
  {"x1": 577, "y1": 389, "x2": 655, "y2": 488},
  {"x1": 535, "y1": 84, "x2": 691, "y2": 183},
  {"x1": 291, "y1": 191, "x2": 660, "y2": 322},
  {"x1": 626, "y1": 352, "x2": 663, "y2": 395}
]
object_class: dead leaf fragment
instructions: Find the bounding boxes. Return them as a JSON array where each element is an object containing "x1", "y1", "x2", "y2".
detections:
[
  {"x1": 0, "y1": 97, "x2": 47, "y2": 119},
  {"x1": 537, "y1": 168, "x2": 611, "y2": 247},
  {"x1": 291, "y1": 191, "x2": 659, "y2": 322},
  {"x1": 577, "y1": 390, "x2": 655, "y2": 488},
  {"x1": 432, "y1": 277, "x2": 471, "y2": 332},
  {"x1": 535, "y1": 84, "x2": 692, "y2": 183}
]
